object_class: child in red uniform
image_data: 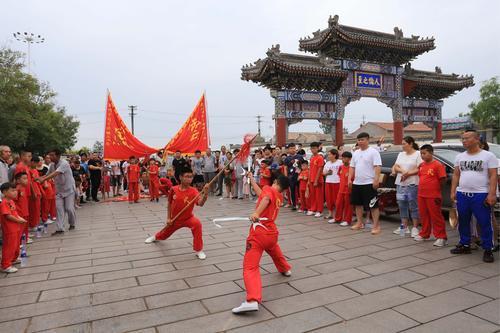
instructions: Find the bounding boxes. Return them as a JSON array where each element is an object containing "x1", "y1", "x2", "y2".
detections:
[
  {"x1": 14, "y1": 173, "x2": 30, "y2": 241},
  {"x1": 148, "y1": 160, "x2": 160, "y2": 202},
  {"x1": 306, "y1": 142, "x2": 325, "y2": 217},
  {"x1": 335, "y1": 151, "x2": 353, "y2": 226},
  {"x1": 259, "y1": 160, "x2": 272, "y2": 187},
  {"x1": 41, "y1": 179, "x2": 57, "y2": 223},
  {"x1": 1, "y1": 182, "x2": 27, "y2": 273},
  {"x1": 29, "y1": 157, "x2": 43, "y2": 232},
  {"x1": 127, "y1": 156, "x2": 141, "y2": 203},
  {"x1": 159, "y1": 177, "x2": 173, "y2": 197},
  {"x1": 414, "y1": 144, "x2": 447, "y2": 246},
  {"x1": 232, "y1": 174, "x2": 291, "y2": 314},
  {"x1": 144, "y1": 167, "x2": 209, "y2": 259},
  {"x1": 298, "y1": 161, "x2": 309, "y2": 213}
]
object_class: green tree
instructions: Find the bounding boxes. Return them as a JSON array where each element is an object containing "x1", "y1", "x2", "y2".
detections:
[
  {"x1": 0, "y1": 48, "x2": 79, "y2": 155},
  {"x1": 92, "y1": 141, "x2": 103, "y2": 154},
  {"x1": 319, "y1": 122, "x2": 332, "y2": 135},
  {"x1": 469, "y1": 77, "x2": 500, "y2": 141}
]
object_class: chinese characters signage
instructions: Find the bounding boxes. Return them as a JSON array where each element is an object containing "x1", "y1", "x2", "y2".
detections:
[{"x1": 355, "y1": 72, "x2": 382, "y2": 89}]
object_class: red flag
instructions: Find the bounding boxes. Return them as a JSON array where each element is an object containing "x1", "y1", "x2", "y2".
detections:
[
  {"x1": 103, "y1": 92, "x2": 158, "y2": 160},
  {"x1": 164, "y1": 93, "x2": 209, "y2": 154},
  {"x1": 236, "y1": 134, "x2": 257, "y2": 162}
]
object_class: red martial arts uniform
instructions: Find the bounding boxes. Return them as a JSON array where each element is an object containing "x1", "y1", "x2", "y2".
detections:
[
  {"x1": 14, "y1": 184, "x2": 29, "y2": 239},
  {"x1": 28, "y1": 169, "x2": 42, "y2": 229},
  {"x1": 243, "y1": 185, "x2": 291, "y2": 303},
  {"x1": 148, "y1": 164, "x2": 160, "y2": 200},
  {"x1": 1, "y1": 199, "x2": 23, "y2": 270},
  {"x1": 298, "y1": 169, "x2": 309, "y2": 211},
  {"x1": 308, "y1": 154, "x2": 325, "y2": 213},
  {"x1": 127, "y1": 164, "x2": 141, "y2": 202},
  {"x1": 155, "y1": 185, "x2": 203, "y2": 251},
  {"x1": 159, "y1": 177, "x2": 173, "y2": 196},
  {"x1": 335, "y1": 165, "x2": 353, "y2": 223},
  {"x1": 259, "y1": 167, "x2": 271, "y2": 187},
  {"x1": 418, "y1": 160, "x2": 447, "y2": 239},
  {"x1": 41, "y1": 180, "x2": 56, "y2": 222}
]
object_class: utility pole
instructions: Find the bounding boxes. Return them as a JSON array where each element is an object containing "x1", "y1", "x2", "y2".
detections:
[
  {"x1": 128, "y1": 105, "x2": 137, "y2": 135},
  {"x1": 256, "y1": 115, "x2": 262, "y2": 137},
  {"x1": 362, "y1": 114, "x2": 366, "y2": 125}
]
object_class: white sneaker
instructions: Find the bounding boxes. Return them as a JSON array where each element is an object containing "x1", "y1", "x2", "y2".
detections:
[
  {"x1": 196, "y1": 251, "x2": 207, "y2": 260},
  {"x1": 2, "y1": 266, "x2": 18, "y2": 273},
  {"x1": 297, "y1": 209, "x2": 303, "y2": 213},
  {"x1": 433, "y1": 239, "x2": 447, "y2": 247},
  {"x1": 393, "y1": 227, "x2": 409, "y2": 235},
  {"x1": 340, "y1": 221, "x2": 350, "y2": 227},
  {"x1": 327, "y1": 219, "x2": 336, "y2": 224},
  {"x1": 232, "y1": 301, "x2": 259, "y2": 314},
  {"x1": 26, "y1": 238, "x2": 33, "y2": 244},
  {"x1": 314, "y1": 212, "x2": 322, "y2": 218},
  {"x1": 414, "y1": 235, "x2": 428, "y2": 242},
  {"x1": 13, "y1": 258, "x2": 21, "y2": 265},
  {"x1": 411, "y1": 227, "x2": 419, "y2": 238},
  {"x1": 281, "y1": 270, "x2": 292, "y2": 277},
  {"x1": 306, "y1": 211, "x2": 314, "y2": 216},
  {"x1": 144, "y1": 235, "x2": 157, "y2": 244}
]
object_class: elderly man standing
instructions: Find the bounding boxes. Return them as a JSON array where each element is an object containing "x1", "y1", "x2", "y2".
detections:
[
  {"x1": 0, "y1": 146, "x2": 11, "y2": 189},
  {"x1": 451, "y1": 129, "x2": 498, "y2": 263},
  {"x1": 202, "y1": 148, "x2": 217, "y2": 194},
  {"x1": 36, "y1": 149, "x2": 76, "y2": 235}
]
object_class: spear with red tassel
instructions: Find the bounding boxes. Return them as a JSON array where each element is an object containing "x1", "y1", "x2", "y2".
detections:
[{"x1": 158, "y1": 134, "x2": 257, "y2": 232}]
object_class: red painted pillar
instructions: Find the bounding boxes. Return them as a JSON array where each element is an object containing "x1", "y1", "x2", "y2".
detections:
[
  {"x1": 435, "y1": 122, "x2": 443, "y2": 143},
  {"x1": 335, "y1": 119, "x2": 344, "y2": 146},
  {"x1": 393, "y1": 121, "x2": 403, "y2": 145},
  {"x1": 275, "y1": 118, "x2": 287, "y2": 147}
]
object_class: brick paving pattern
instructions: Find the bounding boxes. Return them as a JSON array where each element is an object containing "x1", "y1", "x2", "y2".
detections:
[{"x1": 0, "y1": 198, "x2": 498, "y2": 332}]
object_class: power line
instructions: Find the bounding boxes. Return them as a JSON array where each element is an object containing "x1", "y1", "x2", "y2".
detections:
[{"x1": 128, "y1": 105, "x2": 137, "y2": 135}]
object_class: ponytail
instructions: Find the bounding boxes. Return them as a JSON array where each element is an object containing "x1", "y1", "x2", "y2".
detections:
[{"x1": 403, "y1": 136, "x2": 419, "y2": 150}]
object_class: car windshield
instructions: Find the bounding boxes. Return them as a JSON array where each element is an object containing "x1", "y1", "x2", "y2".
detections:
[{"x1": 434, "y1": 149, "x2": 460, "y2": 164}]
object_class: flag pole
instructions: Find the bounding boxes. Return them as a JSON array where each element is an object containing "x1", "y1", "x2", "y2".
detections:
[
  {"x1": 102, "y1": 89, "x2": 110, "y2": 158},
  {"x1": 158, "y1": 134, "x2": 257, "y2": 232}
]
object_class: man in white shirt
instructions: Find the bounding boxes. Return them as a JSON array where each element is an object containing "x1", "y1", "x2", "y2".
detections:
[
  {"x1": 450, "y1": 130, "x2": 498, "y2": 263},
  {"x1": 110, "y1": 160, "x2": 122, "y2": 197},
  {"x1": 349, "y1": 132, "x2": 382, "y2": 234}
]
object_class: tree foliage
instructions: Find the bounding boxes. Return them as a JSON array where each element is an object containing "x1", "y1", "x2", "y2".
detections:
[
  {"x1": 0, "y1": 48, "x2": 79, "y2": 155},
  {"x1": 469, "y1": 77, "x2": 500, "y2": 140}
]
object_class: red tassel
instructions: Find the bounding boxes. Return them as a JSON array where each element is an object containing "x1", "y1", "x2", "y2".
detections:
[{"x1": 236, "y1": 134, "x2": 257, "y2": 162}]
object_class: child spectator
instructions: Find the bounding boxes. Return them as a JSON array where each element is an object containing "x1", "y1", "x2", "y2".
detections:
[
  {"x1": 127, "y1": 156, "x2": 141, "y2": 203},
  {"x1": 323, "y1": 149, "x2": 342, "y2": 223},
  {"x1": 298, "y1": 160, "x2": 309, "y2": 213},
  {"x1": 259, "y1": 159, "x2": 272, "y2": 187},
  {"x1": 307, "y1": 142, "x2": 325, "y2": 218},
  {"x1": 223, "y1": 152, "x2": 234, "y2": 198},
  {"x1": 148, "y1": 160, "x2": 160, "y2": 202},
  {"x1": 414, "y1": 144, "x2": 447, "y2": 246}
]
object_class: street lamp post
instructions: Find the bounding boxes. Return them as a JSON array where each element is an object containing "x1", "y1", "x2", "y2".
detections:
[{"x1": 13, "y1": 32, "x2": 45, "y2": 74}]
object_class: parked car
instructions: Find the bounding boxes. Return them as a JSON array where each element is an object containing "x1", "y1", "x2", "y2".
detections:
[{"x1": 379, "y1": 148, "x2": 499, "y2": 213}]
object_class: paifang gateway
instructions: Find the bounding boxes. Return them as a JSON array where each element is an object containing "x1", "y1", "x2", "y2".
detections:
[{"x1": 241, "y1": 15, "x2": 474, "y2": 146}]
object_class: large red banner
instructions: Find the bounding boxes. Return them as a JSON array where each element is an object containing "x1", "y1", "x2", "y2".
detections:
[
  {"x1": 103, "y1": 92, "x2": 158, "y2": 160},
  {"x1": 164, "y1": 93, "x2": 210, "y2": 154}
]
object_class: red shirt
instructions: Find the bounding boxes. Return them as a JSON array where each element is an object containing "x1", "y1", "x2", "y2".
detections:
[
  {"x1": 418, "y1": 160, "x2": 446, "y2": 198},
  {"x1": 127, "y1": 164, "x2": 141, "y2": 183},
  {"x1": 168, "y1": 185, "x2": 199, "y2": 221},
  {"x1": 42, "y1": 180, "x2": 56, "y2": 199},
  {"x1": 338, "y1": 165, "x2": 352, "y2": 194},
  {"x1": 14, "y1": 184, "x2": 29, "y2": 218},
  {"x1": 29, "y1": 169, "x2": 42, "y2": 198},
  {"x1": 148, "y1": 165, "x2": 159, "y2": 180},
  {"x1": 260, "y1": 167, "x2": 271, "y2": 187},
  {"x1": 255, "y1": 185, "x2": 283, "y2": 232},
  {"x1": 15, "y1": 162, "x2": 32, "y2": 197},
  {"x1": 298, "y1": 169, "x2": 309, "y2": 191},
  {"x1": 0, "y1": 198, "x2": 21, "y2": 233},
  {"x1": 309, "y1": 155, "x2": 325, "y2": 184}
]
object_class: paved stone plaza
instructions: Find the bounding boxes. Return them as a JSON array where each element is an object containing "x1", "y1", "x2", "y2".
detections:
[{"x1": 0, "y1": 197, "x2": 498, "y2": 333}]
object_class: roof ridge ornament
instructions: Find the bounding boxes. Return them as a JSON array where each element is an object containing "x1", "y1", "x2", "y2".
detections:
[
  {"x1": 266, "y1": 44, "x2": 281, "y2": 57},
  {"x1": 328, "y1": 14, "x2": 339, "y2": 28},
  {"x1": 435, "y1": 66, "x2": 442, "y2": 74},
  {"x1": 394, "y1": 27, "x2": 403, "y2": 39}
]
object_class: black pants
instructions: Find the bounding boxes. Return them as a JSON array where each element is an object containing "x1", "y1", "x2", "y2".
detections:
[
  {"x1": 91, "y1": 176, "x2": 101, "y2": 200},
  {"x1": 288, "y1": 175, "x2": 298, "y2": 207}
]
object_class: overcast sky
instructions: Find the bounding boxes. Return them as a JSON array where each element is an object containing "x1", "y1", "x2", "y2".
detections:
[{"x1": 2, "y1": 0, "x2": 499, "y2": 149}]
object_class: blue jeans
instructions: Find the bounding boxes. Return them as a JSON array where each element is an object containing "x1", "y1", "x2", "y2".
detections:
[
  {"x1": 457, "y1": 192, "x2": 494, "y2": 250},
  {"x1": 396, "y1": 185, "x2": 419, "y2": 220}
]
